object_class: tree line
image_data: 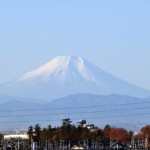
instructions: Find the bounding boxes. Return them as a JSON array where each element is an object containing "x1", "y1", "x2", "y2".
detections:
[{"x1": 26, "y1": 118, "x2": 150, "y2": 149}]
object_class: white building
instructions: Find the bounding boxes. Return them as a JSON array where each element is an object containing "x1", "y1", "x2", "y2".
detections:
[{"x1": 4, "y1": 134, "x2": 28, "y2": 140}]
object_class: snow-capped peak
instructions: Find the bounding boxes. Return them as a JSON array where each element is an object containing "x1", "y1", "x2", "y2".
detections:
[
  {"x1": 19, "y1": 56, "x2": 95, "y2": 81},
  {"x1": 1, "y1": 55, "x2": 150, "y2": 100}
]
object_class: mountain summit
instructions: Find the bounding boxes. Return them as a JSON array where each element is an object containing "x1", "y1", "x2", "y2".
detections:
[
  {"x1": 1, "y1": 56, "x2": 150, "y2": 100},
  {"x1": 19, "y1": 56, "x2": 100, "y2": 82}
]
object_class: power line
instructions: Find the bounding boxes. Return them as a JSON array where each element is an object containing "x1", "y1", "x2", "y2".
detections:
[
  {"x1": 0, "y1": 100, "x2": 150, "y2": 112},
  {"x1": 0, "y1": 112, "x2": 150, "y2": 124},
  {"x1": 0, "y1": 106, "x2": 150, "y2": 118}
]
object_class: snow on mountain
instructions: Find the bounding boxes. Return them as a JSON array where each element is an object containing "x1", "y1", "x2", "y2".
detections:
[
  {"x1": 18, "y1": 56, "x2": 99, "y2": 83},
  {"x1": 0, "y1": 56, "x2": 150, "y2": 100}
]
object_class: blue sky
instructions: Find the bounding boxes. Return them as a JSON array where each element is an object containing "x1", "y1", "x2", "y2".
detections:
[{"x1": 0, "y1": 0, "x2": 150, "y2": 90}]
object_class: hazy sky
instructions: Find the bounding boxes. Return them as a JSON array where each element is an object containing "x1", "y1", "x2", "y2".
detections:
[{"x1": 0, "y1": 0, "x2": 150, "y2": 90}]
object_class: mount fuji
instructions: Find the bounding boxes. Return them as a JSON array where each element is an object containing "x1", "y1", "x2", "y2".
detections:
[{"x1": 0, "y1": 56, "x2": 150, "y2": 100}]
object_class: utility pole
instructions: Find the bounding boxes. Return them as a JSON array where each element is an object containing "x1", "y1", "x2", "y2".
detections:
[
  {"x1": 131, "y1": 126, "x2": 135, "y2": 150},
  {"x1": 145, "y1": 134, "x2": 148, "y2": 150},
  {"x1": 18, "y1": 140, "x2": 19, "y2": 150}
]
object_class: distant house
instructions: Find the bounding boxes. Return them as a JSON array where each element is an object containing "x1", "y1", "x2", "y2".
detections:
[
  {"x1": 72, "y1": 145, "x2": 84, "y2": 149},
  {"x1": 77, "y1": 119, "x2": 96, "y2": 129}
]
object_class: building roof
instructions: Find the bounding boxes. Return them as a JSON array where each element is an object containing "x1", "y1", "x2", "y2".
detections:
[{"x1": 4, "y1": 134, "x2": 28, "y2": 139}]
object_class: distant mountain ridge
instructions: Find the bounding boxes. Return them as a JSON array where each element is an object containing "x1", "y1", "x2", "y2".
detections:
[
  {"x1": 0, "y1": 93, "x2": 149, "y2": 130},
  {"x1": 0, "y1": 56, "x2": 150, "y2": 100}
]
